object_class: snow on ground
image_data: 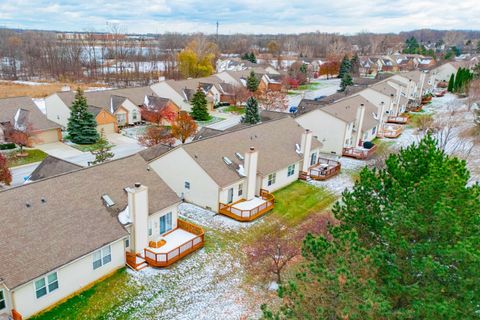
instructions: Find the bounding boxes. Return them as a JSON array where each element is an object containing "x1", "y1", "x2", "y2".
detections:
[{"x1": 179, "y1": 202, "x2": 261, "y2": 231}]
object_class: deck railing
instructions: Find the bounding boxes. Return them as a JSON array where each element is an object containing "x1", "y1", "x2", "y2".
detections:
[
  {"x1": 382, "y1": 125, "x2": 404, "y2": 138},
  {"x1": 309, "y1": 158, "x2": 341, "y2": 180},
  {"x1": 219, "y1": 188, "x2": 275, "y2": 222},
  {"x1": 387, "y1": 115, "x2": 409, "y2": 124},
  {"x1": 144, "y1": 219, "x2": 204, "y2": 267},
  {"x1": 342, "y1": 144, "x2": 377, "y2": 160}
]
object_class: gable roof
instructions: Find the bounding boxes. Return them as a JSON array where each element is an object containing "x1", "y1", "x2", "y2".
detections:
[
  {"x1": 170, "y1": 117, "x2": 321, "y2": 187},
  {"x1": 29, "y1": 155, "x2": 82, "y2": 181},
  {"x1": 0, "y1": 154, "x2": 179, "y2": 289},
  {"x1": 138, "y1": 144, "x2": 173, "y2": 162},
  {"x1": 321, "y1": 95, "x2": 378, "y2": 131},
  {"x1": 0, "y1": 96, "x2": 60, "y2": 131}
]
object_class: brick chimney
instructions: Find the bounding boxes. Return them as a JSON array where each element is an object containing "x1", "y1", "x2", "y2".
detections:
[
  {"x1": 300, "y1": 129, "x2": 313, "y2": 172},
  {"x1": 244, "y1": 147, "x2": 258, "y2": 201},
  {"x1": 127, "y1": 183, "x2": 149, "y2": 255}
]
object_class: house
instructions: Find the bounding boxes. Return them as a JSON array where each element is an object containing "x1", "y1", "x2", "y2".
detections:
[
  {"x1": 45, "y1": 86, "x2": 157, "y2": 131},
  {"x1": 295, "y1": 95, "x2": 379, "y2": 159},
  {"x1": 0, "y1": 96, "x2": 61, "y2": 145},
  {"x1": 215, "y1": 68, "x2": 283, "y2": 92},
  {"x1": 150, "y1": 76, "x2": 225, "y2": 112},
  {"x1": 430, "y1": 61, "x2": 470, "y2": 84},
  {"x1": 148, "y1": 117, "x2": 322, "y2": 221},
  {"x1": 88, "y1": 106, "x2": 118, "y2": 134},
  {"x1": 142, "y1": 95, "x2": 180, "y2": 124},
  {"x1": 0, "y1": 154, "x2": 204, "y2": 319}
]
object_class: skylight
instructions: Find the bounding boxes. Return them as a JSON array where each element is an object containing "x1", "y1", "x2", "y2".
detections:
[
  {"x1": 223, "y1": 156, "x2": 233, "y2": 165},
  {"x1": 235, "y1": 152, "x2": 244, "y2": 160}
]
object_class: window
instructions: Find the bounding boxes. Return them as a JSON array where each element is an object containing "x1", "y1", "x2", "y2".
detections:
[
  {"x1": 116, "y1": 113, "x2": 127, "y2": 125},
  {"x1": 93, "y1": 245, "x2": 112, "y2": 270},
  {"x1": 267, "y1": 173, "x2": 276, "y2": 186},
  {"x1": 160, "y1": 212, "x2": 173, "y2": 234},
  {"x1": 238, "y1": 183, "x2": 243, "y2": 196},
  {"x1": 287, "y1": 164, "x2": 295, "y2": 177},
  {"x1": 35, "y1": 272, "x2": 58, "y2": 299},
  {"x1": 310, "y1": 152, "x2": 317, "y2": 166},
  {"x1": 184, "y1": 181, "x2": 190, "y2": 190},
  {"x1": 148, "y1": 221, "x2": 153, "y2": 236},
  {"x1": 0, "y1": 289, "x2": 5, "y2": 310},
  {"x1": 124, "y1": 238, "x2": 130, "y2": 248},
  {"x1": 132, "y1": 110, "x2": 138, "y2": 121}
]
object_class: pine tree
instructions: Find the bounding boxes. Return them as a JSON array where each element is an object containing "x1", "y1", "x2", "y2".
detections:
[
  {"x1": 243, "y1": 96, "x2": 260, "y2": 124},
  {"x1": 249, "y1": 52, "x2": 257, "y2": 64},
  {"x1": 448, "y1": 73, "x2": 455, "y2": 92},
  {"x1": 67, "y1": 88, "x2": 99, "y2": 144},
  {"x1": 338, "y1": 55, "x2": 351, "y2": 79},
  {"x1": 90, "y1": 129, "x2": 114, "y2": 165},
  {"x1": 339, "y1": 73, "x2": 353, "y2": 92},
  {"x1": 190, "y1": 87, "x2": 210, "y2": 121},
  {"x1": 246, "y1": 70, "x2": 260, "y2": 92},
  {"x1": 350, "y1": 53, "x2": 360, "y2": 76}
]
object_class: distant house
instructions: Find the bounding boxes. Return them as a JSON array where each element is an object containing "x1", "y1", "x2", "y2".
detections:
[
  {"x1": 142, "y1": 95, "x2": 180, "y2": 124},
  {"x1": 45, "y1": 86, "x2": 156, "y2": 132},
  {"x1": 0, "y1": 154, "x2": 204, "y2": 319},
  {"x1": 148, "y1": 117, "x2": 321, "y2": 221},
  {"x1": 0, "y1": 96, "x2": 61, "y2": 145},
  {"x1": 215, "y1": 68, "x2": 283, "y2": 92},
  {"x1": 295, "y1": 95, "x2": 379, "y2": 159},
  {"x1": 430, "y1": 61, "x2": 470, "y2": 84}
]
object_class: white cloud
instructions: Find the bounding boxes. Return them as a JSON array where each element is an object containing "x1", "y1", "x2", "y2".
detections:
[{"x1": 0, "y1": 0, "x2": 477, "y2": 34}]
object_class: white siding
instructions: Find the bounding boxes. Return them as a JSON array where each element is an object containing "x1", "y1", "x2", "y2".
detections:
[
  {"x1": 45, "y1": 94, "x2": 71, "y2": 128},
  {"x1": 12, "y1": 239, "x2": 126, "y2": 318},
  {"x1": 149, "y1": 148, "x2": 220, "y2": 211},
  {"x1": 121, "y1": 99, "x2": 141, "y2": 125},
  {"x1": 219, "y1": 179, "x2": 247, "y2": 204},
  {"x1": 150, "y1": 82, "x2": 192, "y2": 112},
  {"x1": 296, "y1": 109, "x2": 348, "y2": 155},
  {"x1": 147, "y1": 204, "x2": 180, "y2": 240},
  {"x1": 261, "y1": 161, "x2": 301, "y2": 193}
]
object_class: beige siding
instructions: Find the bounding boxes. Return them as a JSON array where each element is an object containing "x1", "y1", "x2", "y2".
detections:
[
  {"x1": 219, "y1": 179, "x2": 247, "y2": 204},
  {"x1": 97, "y1": 123, "x2": 115, "y2": 135},
  {"x1": 45, "y1": 94, "x2": 71, "y2": 128},
  {"x1": 147, "y1": 204, "x2": 180, "y2": 241},
  {"x1": 33, "y1": 129, "x2": 60, "y2": 145},
  {"x1": 121, "y1": 99, "x2": 141, "y2": 125},
  {"x1": 261, "y1": 161, "x2": 301, "y2": 193},
  {"x1": 12, "y1": 239, "x2": 126, "y2": 318},
  {"x1": 149, "y1": 148, "x2": 220, "y2": 211},
  {"x1": 296, "y1": 109, "x2": 349, "y2": 155}
]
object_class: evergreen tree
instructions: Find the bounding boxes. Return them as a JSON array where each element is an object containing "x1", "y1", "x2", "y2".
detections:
[
  {"x1": 189, "y1": 87, "x2": 210, "y2": 121},
  {"x1": 90, "y1": 129, "x2": 114, "y2": 165},
  {"x1": 249, "y1": 52, "x2": 257, "y2": 63},
  {"x1": 338, "y1": 55, "x2": 351, "y2": 79},
  {"x1": 350, "y1": 53, "x2": 360, "y2": 76},
  {"x1": 339, "y1": 73, "x2": 353, "y2": 92},
  {"x1": 67, "y1": 88, "x2": 99, "y2": 144},
  {"x1": 448, "y1": 73, "x2": 455, "y2": 92},
  {"x1": 246, "y1": 70, "x2": 260, "y2": 92},
  {"x1": 243, "y1": 96, "x2": 260, "y2": 124},
  {"x1": 403, "y1": 36, "x2": 420, "y2": 54}
]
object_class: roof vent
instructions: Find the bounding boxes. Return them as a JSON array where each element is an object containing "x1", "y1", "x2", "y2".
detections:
[
  {"x1": 41, "y1": 197, "x2": 46, "y2": 204},
  {"x1": 223, "y1": 157, "x2": 233, "y2": 165},
  {"x1": 25, "y1": 202, "x2": 31, "y2": 208},
  {"x1": 135, "y1": 182, "x2": 141, "y2": 188},
  {"x1": 102, "y1": 194, "x2": 115, "y2": 207},
  {"x1": 235, "y1": 152, "x2": 244, "y2": 160},
  {"x1": 295, "y1": 143, "x2": 302, "y2": 155}
]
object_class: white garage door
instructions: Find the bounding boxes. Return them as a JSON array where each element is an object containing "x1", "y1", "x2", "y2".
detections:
[
  {"x1": 97, "y1": 123, "x2": 115, "y2": 135},
  {"x1": 34, "y1": 129, "x2": 60, "y2": 145}
]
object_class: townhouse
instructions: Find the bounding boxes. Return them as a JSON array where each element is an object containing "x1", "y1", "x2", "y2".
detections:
[
  {"x1": 0, "y1": 154, "x2": 204, "y2": 319},
  {"x1": 295, "y1": 95, "x2": 379, "y2": 159},
  {"x1": 215, "y1": 68, "x2": 283, "y2": 92},
  {"x1": 45, "y1": 86, "x2": 161, "y2": 133},
  {"x1": 0, "y1": 96, "x2": 61, "y2": 146},
  {"x1": 148, "y1": 117, "x2": 321, "y2": 221}
]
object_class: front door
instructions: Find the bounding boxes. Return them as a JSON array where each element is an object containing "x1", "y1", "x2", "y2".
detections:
[{"x1": 227, "y1": 188, "x2": 234, "y2": 203}]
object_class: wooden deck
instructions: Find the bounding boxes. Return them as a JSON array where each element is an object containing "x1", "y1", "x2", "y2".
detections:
[
  {"x1": 218, "y1": 189, "x2": 275, "y2": 222},
  {"x1": 378, "y1": 124, "x2": 404, "y2": 139},
  {"x1": 309, "y1": 158, "x2": 341, "y2": 180},
  {"x1": 386, "y1": 115, "x2": 409, "y2": 124},
  {"x1": 143, "y1": 219, "x2": 204, "y2": 268},
  {"x1": 126, "y1": 252, "x2": 148, "y2": 271},
  {"x1": 342, "y1": 144, "x2": 377, "y2": 160}
]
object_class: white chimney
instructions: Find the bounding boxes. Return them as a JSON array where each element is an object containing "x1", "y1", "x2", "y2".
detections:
[
  {"x1": 244, "y1": 147, "x2": 258, "y2": 201},
  {"x1": 301, "y1": 129, "x2": 313, "y2": 172},
  {"x1": 127, "y1": 183, "x2": 149, "y2": 255},
  {"x1": 355, "y1": 103, "x2": 366, "y2": 147}
]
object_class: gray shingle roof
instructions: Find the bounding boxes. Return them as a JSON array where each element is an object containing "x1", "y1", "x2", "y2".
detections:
[
  {"x1": 29, "y1": 155, "x2": 82, "y2": 182},
  {"x1": 0, "y1": 154, "x2": 179, "y2": 289},
  {"x1": 0, "y1": 96, "x2": 60, "y2": 131}
]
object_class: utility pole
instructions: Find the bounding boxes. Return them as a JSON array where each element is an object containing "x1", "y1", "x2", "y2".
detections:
[{"x1": 216, "y1": 21, "x2": 219, "y2": 44}]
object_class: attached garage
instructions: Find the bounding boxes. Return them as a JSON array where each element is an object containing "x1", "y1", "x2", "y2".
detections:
[
  {"x1": 97, "y1": 123, "x2": 116, "y2": 135},
  {"x1": 33, "y1": 128, "x2": 61, "y2": 145}
]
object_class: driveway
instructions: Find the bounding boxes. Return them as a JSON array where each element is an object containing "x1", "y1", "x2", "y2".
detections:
[
  {"x1": 288, "y1": 78, "x2": 341, "y2": 107},
  {"x1": 36, "y1": 142, "x2": 83, "y2": 158}
]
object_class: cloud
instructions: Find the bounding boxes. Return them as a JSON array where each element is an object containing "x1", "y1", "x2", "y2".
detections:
[{"x1": 0, "y1": 0, "x2": 477, "y2": 34}]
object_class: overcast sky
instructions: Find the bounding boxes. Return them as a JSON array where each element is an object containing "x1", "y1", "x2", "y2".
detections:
[{"x1": 0, "y1": 0, "x2": 478, "y2": 34}]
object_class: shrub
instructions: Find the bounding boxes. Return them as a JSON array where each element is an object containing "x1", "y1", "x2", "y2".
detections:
[
  {"x1": 363, "y1": 141, "x2": 374, "y2": 149},
  {"x1": 0, "y1": 143, "x2": 16, "y2": 150}
]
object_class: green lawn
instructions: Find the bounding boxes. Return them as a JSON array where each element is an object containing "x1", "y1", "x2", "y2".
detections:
[
  {"x1": 297, "y1": 82, "x2": 322, "y2": 91},
  {"x1": 7, "y1": 149, "x2": 48, "y2": 167},
  {"x1": 222, "y1": 105, "x2": 245, "y2": 115},
  {"x1": 69, "y1": 141, "x2": 115, "y2": 152},
  {"x1": 195, "y1": 116, "x2": 225, "y2": 126},
  {"x1": 29, "y1": 181, "x2": 335, "y2": 319}
]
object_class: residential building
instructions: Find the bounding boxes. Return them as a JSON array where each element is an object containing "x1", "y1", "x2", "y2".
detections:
[
  {"x1": 0, "y1": 154, "x2": 203, "y2": 319},
  {"x1": 148, "y1": 117, "x2": 321, "y2": 221},
  {"x1": 0, "y1": 96, "x2": 61, "y2": 145}
]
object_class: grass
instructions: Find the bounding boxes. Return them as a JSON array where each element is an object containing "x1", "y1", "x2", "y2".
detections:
[
  {"x1": 0, "y1": 81, "x2": 108, "y2": 99},
  {"x1": 29, "y1": 181, "x2": 335, "y2": 319},
  {"x1": 296, "y1": 82, "x2": 322, "y2": 91},
  {"x1": 222, "y1": 105, "x2": 245, "y2": 115},
  {"x1": 195, "y1": 116, "x2": 225, "y2": 126},
  {"x1": 30, "y1": 268, "x2": 142, "y2": 320},
  {"x1": 7, "y1": 149, "x2": 48, "y2": 167},
  {"x1": 68, "y1": 141, "x2": 115, "y2": 152}
]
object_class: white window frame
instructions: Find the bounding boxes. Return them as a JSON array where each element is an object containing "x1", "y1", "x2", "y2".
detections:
[
  {"x1": 267, "y1": 173, "x2": 276, "y2": 186},
  {"x1": 238, "y1": 183, "x2": 243, "y2": 196},
  {"x1": 0, "y1": 289, "x2": 5, "y2": 310},
  {"x1": 287, "y1": 164, "x2": 295, "y2": 177},
  {"x1": 184, "y1": 181, "x2": 190, "y2": 190},
  {"x1": 310, "y1": 152, "x2": 317, "y2": 166},
  {"x1": 34, "y1": 272, "x2": 59, "y2": 299},
  {"x1": 93, "y1": 245, "x2": 112, "y2": 270}
]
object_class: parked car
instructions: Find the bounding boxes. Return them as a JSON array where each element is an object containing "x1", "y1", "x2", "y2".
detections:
[
  {"x1": 313, "y1": 96, "x2": 326, "y2": 101},
  {"x1": 289, "y1": 106, "x2": 298, "y2": 113}
]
